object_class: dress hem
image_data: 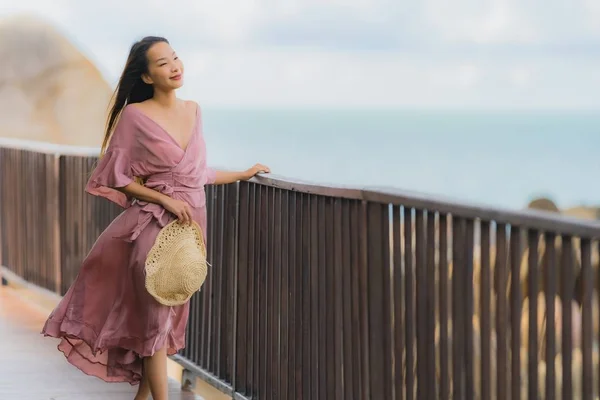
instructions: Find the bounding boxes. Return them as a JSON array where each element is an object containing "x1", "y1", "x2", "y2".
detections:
[{"x1": 41, "y1": 315, "x2": 184, "y2": 385}]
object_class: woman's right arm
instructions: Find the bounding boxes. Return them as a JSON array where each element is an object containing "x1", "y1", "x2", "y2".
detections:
[{"x1": 117, "y1": 182, "x2": 194, "y2": 224}]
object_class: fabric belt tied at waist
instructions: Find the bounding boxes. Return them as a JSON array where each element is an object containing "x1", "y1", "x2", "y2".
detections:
[{"x1": 114, "y1": 172, "x2": 205, "y2": 242}]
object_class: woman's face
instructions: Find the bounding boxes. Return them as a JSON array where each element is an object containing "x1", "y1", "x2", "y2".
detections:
[{"x1": 143, "y1": 41, "x2": 184, "y2": 90}]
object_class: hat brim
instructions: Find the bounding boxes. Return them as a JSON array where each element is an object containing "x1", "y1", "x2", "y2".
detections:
[{"x1": 145, "y1": 219, "x2": 208, "y2": 306}]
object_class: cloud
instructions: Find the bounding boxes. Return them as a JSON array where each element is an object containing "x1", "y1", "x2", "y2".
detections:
[
  {"x1": 420, "y1": 0, "x2": 539, "y2": 45},
  {"x1": 0, "y1": 0, "x2": 75, "y2": 21},
  {"x1": 2, "y1": 0, "x2": 600, "y2": 108},
  {"x1": 5, "y1": 0, "x2": 600, "y2": 51},
  {"x1": 171, "y1": 48, "x2": 600, "y2": 109}
]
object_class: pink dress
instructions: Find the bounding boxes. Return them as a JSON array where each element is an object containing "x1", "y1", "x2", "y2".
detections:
[{"x1": 41, "y1": 104, "x2": 216, "y2": 384}]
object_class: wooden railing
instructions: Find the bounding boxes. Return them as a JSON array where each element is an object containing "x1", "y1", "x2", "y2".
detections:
[{"x1": 1, "y1": 140, "x2": 600, "y2": 399}]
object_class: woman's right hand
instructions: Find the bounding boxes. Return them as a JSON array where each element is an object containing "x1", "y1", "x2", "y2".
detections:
[{"x1": 160, "y1": 196, "x2": 193, "y2": 225}]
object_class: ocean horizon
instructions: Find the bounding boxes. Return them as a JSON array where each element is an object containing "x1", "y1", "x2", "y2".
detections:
[{"x1": 201, "y1": 107, "x2": 600, "y2": 212}]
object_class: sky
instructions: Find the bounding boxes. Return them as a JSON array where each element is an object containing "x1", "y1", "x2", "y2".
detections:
[{"x1": 2, "y1": 0, "x2": 600, "y2": 109}]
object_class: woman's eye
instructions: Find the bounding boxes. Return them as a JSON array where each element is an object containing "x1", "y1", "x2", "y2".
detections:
[{"x1": 174, "y1": 57, "x2": 179, "y2": 60}]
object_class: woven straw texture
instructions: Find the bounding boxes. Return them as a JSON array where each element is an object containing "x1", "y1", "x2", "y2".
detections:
[{"x1": 145, "y1": 220, "x2": 208, "y2": 306}]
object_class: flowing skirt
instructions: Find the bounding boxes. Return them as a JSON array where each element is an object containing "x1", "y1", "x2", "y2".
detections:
[{"x1": 41, "y1": 203, "x2": 207, "y2": 384}]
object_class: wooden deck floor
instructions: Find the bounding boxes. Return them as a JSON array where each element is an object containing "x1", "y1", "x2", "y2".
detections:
[{"x1": 0, "y1": 286, "x2": 201, "y2": 400}]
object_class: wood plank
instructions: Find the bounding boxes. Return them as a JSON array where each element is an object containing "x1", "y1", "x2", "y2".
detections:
[{"x1": 0, "y1": 287, "x2": 201, "y2": 400}]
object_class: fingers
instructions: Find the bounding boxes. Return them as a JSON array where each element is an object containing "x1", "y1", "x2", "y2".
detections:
[
  {"x1": 246, "y1": 163, "x2": 270, "y2": 179},
  {"x1": 172, "y1": 201, "x2": 193, "y2": 225},
  {"x1": 254, "y1": 163, "x2": 271, "y2": 174},
  {"x1": 183, "y1": 204, "x2": 193, "y2": 225},
  {"x1": 178, "y1": 206, "x2": 191, "y2": 225}
]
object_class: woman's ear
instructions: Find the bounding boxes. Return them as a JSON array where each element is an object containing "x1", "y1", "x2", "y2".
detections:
[{"x1": 141, "y1": 73, "x2": 153, "y2": 85}]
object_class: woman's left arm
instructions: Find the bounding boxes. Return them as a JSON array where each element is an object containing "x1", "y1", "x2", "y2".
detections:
[{"x1": 212, "y1": 163, "x2": 270, "y2": 185}]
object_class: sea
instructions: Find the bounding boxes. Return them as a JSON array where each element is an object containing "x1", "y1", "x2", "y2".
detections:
[{"x1": 201, "y1": 108, "x2": 600, "y2": 211}]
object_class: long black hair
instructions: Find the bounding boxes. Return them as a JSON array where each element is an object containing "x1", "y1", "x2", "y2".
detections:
[{"x1": 101, "y1": 36, "x2": 168, "y2": 155}]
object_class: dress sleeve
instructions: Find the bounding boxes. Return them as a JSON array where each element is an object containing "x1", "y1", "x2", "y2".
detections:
[
  {"x1": 85, "y1": 107, "x2": 137, "y2": 208},
  {"x1": 205, "y1": 166, "x2": 217, "y2": 185}
]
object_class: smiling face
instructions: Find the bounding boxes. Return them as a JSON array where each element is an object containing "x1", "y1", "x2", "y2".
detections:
[{"x1": 142, "y1": 41, "x2": 184, "y2": 90}]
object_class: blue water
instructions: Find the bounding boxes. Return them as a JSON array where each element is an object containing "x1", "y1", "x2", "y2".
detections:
[{"x1": 201, "y1": 108, "x2": 600, "y2": 210}]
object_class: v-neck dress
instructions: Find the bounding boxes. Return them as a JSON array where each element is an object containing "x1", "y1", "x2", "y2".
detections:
[{"x1": 41, "y1": 104, "x2": 216, "y2": 385}]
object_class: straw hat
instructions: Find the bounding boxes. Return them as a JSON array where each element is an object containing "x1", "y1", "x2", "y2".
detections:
[{"x1": 145, "y1": 219, "x2": 208, "y2": 306}]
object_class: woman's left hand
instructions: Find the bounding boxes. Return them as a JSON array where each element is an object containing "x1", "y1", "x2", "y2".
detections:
[{"x1": 243, "y1": 163, "x2": 270, "y2": 180}]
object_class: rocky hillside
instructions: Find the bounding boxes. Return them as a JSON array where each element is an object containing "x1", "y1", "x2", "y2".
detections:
[
  {"x1": 0, "y1": 15, "x2": 112, "y2": 146},
  {"x1": 528, "y1": 197, "x2": 600, "y2": 220},
  {"x1": 564, "y1": 206, "x2": 600, "y2": 220}
]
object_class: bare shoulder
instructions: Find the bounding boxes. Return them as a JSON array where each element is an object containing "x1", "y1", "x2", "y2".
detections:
[
  {"x1": 183, "y1": 99, "x2": 200, "y2": 115},
  {"x1": 125, "y1": 101, "x2": 153, "y2": 116}
]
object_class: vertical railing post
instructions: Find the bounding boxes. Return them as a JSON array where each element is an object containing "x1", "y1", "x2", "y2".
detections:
[
  {"x1": 51, "y1": 153, "x2": 62, "y2": 295},
  {"x1": 231, "y1": 181, "x2": 241, "y2": 392}
]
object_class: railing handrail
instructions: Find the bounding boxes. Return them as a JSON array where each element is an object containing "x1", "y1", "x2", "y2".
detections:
[
  {"x1": 1, "y1": 138, "x2": 598, "y2": 238},
  {"x1": 252, "y1": 175, "x2": 600, "y2": 238},
  {"x1": 0, "y1": 137, "x2": 100, "y2": 156}
]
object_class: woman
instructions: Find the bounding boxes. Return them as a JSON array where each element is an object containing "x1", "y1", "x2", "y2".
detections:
[{"x1": 41, "y1": 36, "x2": 269, "y2": 400}]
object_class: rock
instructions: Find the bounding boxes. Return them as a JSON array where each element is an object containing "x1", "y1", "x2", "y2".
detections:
[
  {"x1": 0, "y1": 14, "x2": 112, "y2": 146},
  {"x1": 527, "y1": 197, "x2": 560, "y2": 213},
  {"x1": 563, "y1": 206, "x2": 600, "y2": 221}
]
